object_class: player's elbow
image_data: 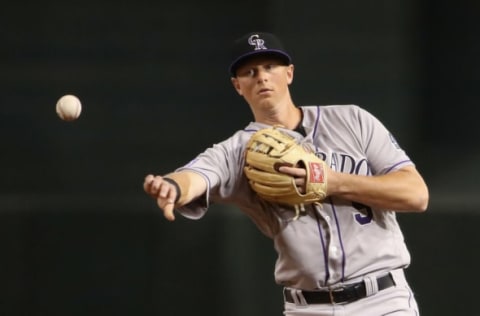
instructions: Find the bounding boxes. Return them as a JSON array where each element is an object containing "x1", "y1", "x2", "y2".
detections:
[
  {"x1": 414, "y1": 196, "x2": 429, "y2": 213},
  {"x1": 410, "y1": 185, "x2": 429, "y2": 212},
  {"x1": 403, "y1": 168, "x2": 429, "y2": 212}
]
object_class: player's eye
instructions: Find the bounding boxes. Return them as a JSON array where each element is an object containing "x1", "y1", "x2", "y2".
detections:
[
  {"x1": 238, "y1": 68, "x2": 256, "y2": 77},
  {"x1": 265, "y1": 64, "x2": 274, "y2": 70},
  {"x1": 246, "y1": 68, "x2": 257, "y2": 77},
  {"x1": 265, "y1": 64, "x2": 280, "y2": 72}
]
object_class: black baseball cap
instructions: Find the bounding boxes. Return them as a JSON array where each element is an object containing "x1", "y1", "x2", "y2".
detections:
[{"x1": 229, "y1": 32, "x2": 292, "y2": 76}]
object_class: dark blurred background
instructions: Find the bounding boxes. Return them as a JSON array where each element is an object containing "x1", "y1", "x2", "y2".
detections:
[{"x1": 1, "y1": 0, "x2": 479, "y2": 315}]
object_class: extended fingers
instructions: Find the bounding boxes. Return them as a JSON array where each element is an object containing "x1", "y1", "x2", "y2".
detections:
[
  {"x1": 144, "y1": 175, "x2": 169, "y2": 196},
  {"x1": 144, "y1": 174, "x2": 178, "y2": 221},
  {"x1": 157, "y1": 195, "x2": 176, "y2": 221},
  {"x1": 143, "y1": 174, "x2": 155, "y2": 193}
]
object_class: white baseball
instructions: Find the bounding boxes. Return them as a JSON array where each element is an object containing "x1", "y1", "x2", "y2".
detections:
[{"x1": 56, "y1": 94, "x2": 82, "y2": 121}]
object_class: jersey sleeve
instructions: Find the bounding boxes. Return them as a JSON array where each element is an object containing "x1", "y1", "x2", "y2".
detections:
[
  {"x1": 355, "y1": 106, "x2": 413, "y2": 175},
  {"x1": 174, "y1": 131, "x2": 250, "y2": 219}
]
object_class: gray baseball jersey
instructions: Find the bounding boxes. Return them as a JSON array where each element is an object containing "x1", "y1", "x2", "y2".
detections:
[{"x1": 176, "y1": 105, "x2": 413, "y2": 290}]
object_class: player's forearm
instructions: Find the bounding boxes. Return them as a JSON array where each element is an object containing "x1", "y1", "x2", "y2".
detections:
[
  {"x1": 328, "y1": 166, "x2": 429, "y2": 212},
  {"x1": 163, "y1": 170, "x2": 207, "y2": 207}
]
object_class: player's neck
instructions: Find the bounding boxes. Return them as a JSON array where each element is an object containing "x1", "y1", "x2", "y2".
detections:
[{"x1": 254, "y1": 103, "x2": 302, "y2": 130}]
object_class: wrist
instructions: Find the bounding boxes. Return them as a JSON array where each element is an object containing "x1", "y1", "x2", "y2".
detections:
[{"x1": 163, "y1": 177, "x2": 181, "y2": 204}]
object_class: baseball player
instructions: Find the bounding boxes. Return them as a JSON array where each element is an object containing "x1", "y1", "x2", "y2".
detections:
[{"x1": 143, "y1": 32, "x2": 429, "y2": 315}]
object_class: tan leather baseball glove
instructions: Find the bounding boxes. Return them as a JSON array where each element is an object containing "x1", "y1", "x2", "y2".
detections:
[{"x1": 244, "y1": 126, "x2": 328, "y2": 214}]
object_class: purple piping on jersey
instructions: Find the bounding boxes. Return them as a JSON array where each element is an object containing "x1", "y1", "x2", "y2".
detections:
[
  {"x1": 314, "y1": 209, "x2": 330, "y2": 284},
  {"x1": 385, "y1": 160, "x2": 412, "y2": 173},
  {"x1": 330, "y1": 199, "x2": 347, "y2": 282},
  {"x1": 407, "y1": 285, "x2": 419, "y2": 315},
  {"x1": 311, "y1": 106, "x2": 321, "y2": 139},
  {"x1": 184, "y1": 158, "x2": 199, "y2": 168}
]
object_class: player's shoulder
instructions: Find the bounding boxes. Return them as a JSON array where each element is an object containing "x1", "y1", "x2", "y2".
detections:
[
  {"x1": 241, "y1": 122, "x2": 272, "y2": 133},
  {"x1": 212, "y1": 122, "x2": 268, "y2": 147},
  {"x1": 227, "y1": 122, "x2": 286, "y2": 143},
  {"x1": 301, "y1": 104, "x2": 366, "y2": 113},
  {"x1": 301, "y1": 104, "x2": 374, "y2": 123},
  {"x1": 216, "y1": 124, "x2": 262, "y2": 148}
]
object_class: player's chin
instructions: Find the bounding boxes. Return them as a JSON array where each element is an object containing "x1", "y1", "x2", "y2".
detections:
[{"x1": 255, "y1": 98, "x2": 276, "y2": 110}]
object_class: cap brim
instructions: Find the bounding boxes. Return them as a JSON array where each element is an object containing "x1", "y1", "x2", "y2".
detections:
[{"x1": 229, "y1": 50, "x2": 292, "y2": 76}]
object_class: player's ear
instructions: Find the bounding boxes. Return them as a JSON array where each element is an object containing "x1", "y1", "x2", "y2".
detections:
[
  {"x1": 286, "y1": 64, "x2": 294, "y2": 85},
  {"x1": 231, "y1": 77, "x2": 243, "y2": 96}
]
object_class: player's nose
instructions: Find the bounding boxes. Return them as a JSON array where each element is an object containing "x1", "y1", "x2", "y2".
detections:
[{"x1": 256, "y1": 68, "x2": 269, "y2": 82}]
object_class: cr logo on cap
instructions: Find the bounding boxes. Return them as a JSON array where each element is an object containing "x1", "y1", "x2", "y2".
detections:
[{"x1": 248, "y1": 34, "x2": 267, "y2": 51}]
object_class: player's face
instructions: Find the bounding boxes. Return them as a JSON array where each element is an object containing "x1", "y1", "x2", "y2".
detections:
[{"x1": 231, "y1": 56, "x2": 294, "y2": 110}]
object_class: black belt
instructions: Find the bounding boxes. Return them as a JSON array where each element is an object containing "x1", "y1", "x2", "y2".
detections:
[{"x1": 283, "y1": 273, "x2": 395, "y2": 305}]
